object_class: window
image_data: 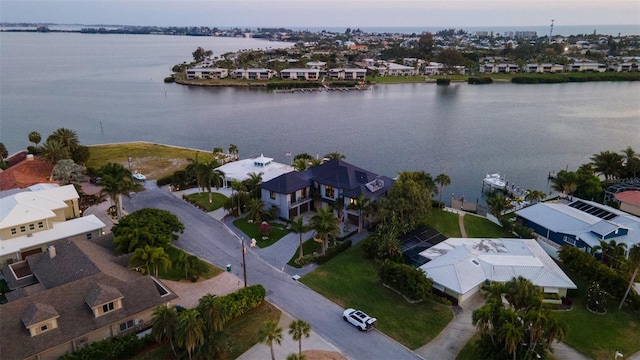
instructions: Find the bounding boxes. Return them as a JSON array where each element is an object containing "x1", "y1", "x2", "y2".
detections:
[
  {"x1": 270, "y1": 191, "x2": 276, "y2": 200},
  {"x1": 86, "y1": 233, "x2": 93, "y2": 240},
  {"x1": 38, "y1": 222, "x2": 44, "y2": 229},
  {"x1": 40, "y1": 324, "x2": 48, "y2": 332},
  {"x1": 119, "y1": 319, "x2": 135, "y2": 332},
  {"x1": 29, "y1": 223, "x2": 35, "y2": 230},
  {"x1": 11, "y1": 228, "x2": 17, "y2": 235},
  {"x1": 301, "y1": 188, "x2": 307, "y2": 199},
  {"x1": 325, "y1": 185, "x2": 335, "y2": 198},
  {"x1": 20, "y1": 226, "x2": 26, "y2": 233},
  {"x1": 102, "y1": 302, "x2": 115, "y2": 313}
]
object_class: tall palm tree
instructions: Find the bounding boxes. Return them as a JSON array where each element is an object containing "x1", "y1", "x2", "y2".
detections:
[
  {"x1": 49, "y1": 127, "x2": 79, "y2": 157},
  {"x1": 229, "y1": 143, "x2": 239, "y2": 159},
  {"x1": 309, "y1": 207, "x2": 340, "y2": 255},
  {"x1": 435, "y1": 173, "x2": 451, "y2": 207},
  {"x1": 148, "y1": 246, "x2": 171, "y2": 277},
  {"x1": 197, "y1": 294, "x2": 227, "y2": 333},
  {"x1": 259, "y1": 319, "x2": 283, "y2": 360},
  {"x1": 620, "y1": 244, "x2": 640, "y2": 309},
  {"x1": 288, "y1": 319, "x2": 311, "y2": 358},
  {"x1": 151, "y1": 304, "x2": 179, "y2": 358},
  {"x1": 292, "y1": 158, "x2": 309, "y2": 172},
  {"x1": 323, "y1": 152, "x2": 345, "y2": 160},
  {"x1": 28, "y1": 131, "x2": 42, "y2": 148},
  {"x1": 174, "y1": 252, "x2": 192, "y2": 280},
  {"x1": 500, "y1": 318, "x2": 523, "y2": 360},
  {"x1": 486, "y1": 193, "x2": 513, "y2": 220},
  {"x1": 525, "y1": 189, "x2": 546, "y2": 204},
  {"x1": 176, "y1": 309, "x2": 205, "y2": 360},
  {"x1": 246, "y1": 198, "x2": 266, "y2": 223},
  {"x1": 41, "y1": 138, "x2": 66, "y2": 164},
  {"x1": 621, "y1": 146, "x2": 640, "y2": 178},
  {"x1": 290, "y1": 216, "x2": 309, "y2": 261},
  {"x1": 347, "y1": 194, "x2": 370, "y2": 234},
  {"x1": 99, "y1": 162, "x2": 133, "y2": 219},
  {"x1": 591, "y1": 150, "x2": 624, "y2": 181},
  {"x1": 244, "y1": 171, "x2": 264, "y2": 198},
  {"x1": 230, "y1": 179, "x2": 247, "y2": 216},
  {"x1": 200, "y1": 160, "x2": 224, "y2": 203}
]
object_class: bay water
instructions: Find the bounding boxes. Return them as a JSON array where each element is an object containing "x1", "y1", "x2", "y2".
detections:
[{"x1": 1, "y1": 32, "x2": 639, "y2": 202}]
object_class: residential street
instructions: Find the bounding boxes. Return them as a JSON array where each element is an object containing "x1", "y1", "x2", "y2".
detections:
[{"x1": 123, "y1": 187, "x2": 421, "y2": 360}]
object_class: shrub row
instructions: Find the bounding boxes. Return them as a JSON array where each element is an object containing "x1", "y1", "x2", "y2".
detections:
[
  {"x1": 216, "y1": 284, "x2": 266, "y2": 320},
  {"x1": 559, "y1": 246, "x2": 640, "y2": 310},
  {"x1": 59, "y1": 333, "x2": 154, "y2": 360},
  {"x1": 316, "y1": 240, "x2": 352, "y2": 264},
  {"x1": 378, "y1": 260, "x2": 433, "y2": 302},
  {"x1": 267, "y1": 82, "x2": 323, "y2": 89},
  {"x1": 468, "y1": 76, "x2": 493, "y2": 84},
  {"x1": 436, "y1": 78, "x2": 451, "y2": 85}
]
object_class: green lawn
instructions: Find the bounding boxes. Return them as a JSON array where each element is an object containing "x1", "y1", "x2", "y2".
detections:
[
  {"x1": 555, "y1": 269, "x2": 640, "y2": 360},
  {"x1": 157, "y1": 245, "x2": 222, "y2": 281},
  {"x1": 425, "y1": 209, "x2": 462, "y2": 237},
  {"x1": 185, "y1": 192, "x2": 228, "y2": 211},
  {"x1": 287, "y1": 237, "x2": 323, "y2": 268},
  {"x1": 301, "y1": 243, "x2": 453, "y2": 350},
  {"x1": 232, "y1": 217, "x2": 291, "y2": 248},
  {"x1": 463, "y1": 214, "x2": 516, "y2": 238},
  {"x1": 455, "y1": 333, "x2": 481, "y2": 360}
]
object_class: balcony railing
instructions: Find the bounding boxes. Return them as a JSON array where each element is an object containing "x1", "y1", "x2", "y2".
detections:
[{"x1": 288, "y1": 196, "x2": 311, "y2": 207}]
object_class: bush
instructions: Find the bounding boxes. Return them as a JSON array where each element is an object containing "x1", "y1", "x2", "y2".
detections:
[
  {"x1": 468, "y1": 76, "x2": 493, "y2": 84},
  {"x1": 315, "y1": 240, "x2": 352, "y2": 264},
  {"x1": 378, "y1": 260, "x2": 432, "y2": 302},
  {"x1": 216, "y1": 284, "x2": 266, "y2": 320},
  {"x1": 156, "y1": 174, "x2": 173, "y2": 186},
  {"x1": 436, "y1": 78, "x2": 450, "y2": 85},
  {"x1": 163, "y1": 76, "x2": 175, "y2": 83},
  {"x1": 59, "y1": 333, "x2": 151, "y2": 360}
]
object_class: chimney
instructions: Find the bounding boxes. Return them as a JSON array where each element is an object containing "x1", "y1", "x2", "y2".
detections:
[{"x1": 48, "y1": 245, "x2": 56, "y2": 259}]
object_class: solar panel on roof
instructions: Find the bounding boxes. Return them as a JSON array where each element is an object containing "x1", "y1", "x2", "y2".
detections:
[{"x1": 569, "y1": 200, "x2": 617, "y2": 220}]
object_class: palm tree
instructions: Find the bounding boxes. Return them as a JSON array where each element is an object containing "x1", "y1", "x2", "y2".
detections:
[
  {"x1": 551, "y1": 170, "x2": 578, "y2": 197},
  {"x1": 244, "y1": 171, "x2": 263, "y2": 198},
  {"x1": 201, "y1": 160, "x2": 224, "y2": 203},
  {"x1": 28, "y1": 131, "x2": 42, "y2": 147},
  {"x1": 186, "y1": 154, "x2": 205, "y2": 192},
  {"x1": 308, "y1": 157, "x2": 323, "y2": 168},
  {"x1": 525, "y1": 189, "x2": 546, "y2": 204},
  {"x1": 323, "y1": 152, "x2": 345, "y2": 160},
  {"x1": 290, "y1": 216, "x2": 309, "y2": 261},
  {"x1": 197, "y1": 294, "x2": 227, "y2": 333},
  {"x1": 288, "y1": 319, "x2": 311, "y2": 358},
  {"x1": 486, "y1": 193, "x2": 513, "y2": 220},
  {"x1": 435, "y1": 173, "x2": 451, "y2": 207},
  {"x1": 621, "y1": 146, "x2": 640, "y2": 178},
  {"x1": 347, "y1": 194, "x2": 370, "y2": 234},
  {"x1": 500, "y1": 319, "x2": 524, "y2": 360},
  {"x1": 309, "y1": 207, "x2": 340, "y2": 255},
  {"x1": 230, "y1": 179, "x2": 247, "y2": 216},
  {"x1": 41, "y1": 139, "x2": 66, "y2": 164},
  {"x1": 99, "y1": 162, "x2": 133, "y2": 219},
  {"x1": 148, "y1": 246, "x2": 171, "y2": 277},
  {"x1": 259, "y1": 319, "x2": 283, "y2": 360},
  {"x1": 229, "y1": 143, "x2": 239, "y2": 159},
  {"x1": 594, "y1": 240, "x2": 627, "y2": 269},
  {"x1": 176, "y1": 309, "x2": 205, "y2": 360},
  {"x1": 151, "y1": 304, "x2": 179, "y2": 358},
  {"x1": 49, "y1": 127, "x2": 79, "y2": 157},
  {"x1": 174, "y1": 252, "x2": 192, "y2": 280},
  {"x1": 591, "y1": 150, "x2": 624, "y2": 181},
  {"x1": 620, "y1": 244, "x2": 640, "y2": 309},
  {"x1": 0, "y1": 143, "x2": 7, "y2": 164},
  {"x1": 292, "y1": 158, "x2": 309, "y2": 172},
  {"x1": 246, "y1": 198, "x2": 266, "y2": 223}
]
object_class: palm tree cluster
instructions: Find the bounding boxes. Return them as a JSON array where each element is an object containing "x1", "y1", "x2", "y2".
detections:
[
  {"x1": 37, "y1": 128, "x2": 90, "y2": 165},
  {"x1": 551, "y1": 164, "x2": 602, "y2": 201},
  {"x1": 591, "y1": 146, "x2": 640, "y2": 180},
  {"x1": 185, "y1": 153, "x2": 225, "y2": 203},
  {"x1": 594, "y1": 239, "x2": 629, "y2": 270},
  {"x1": 291, "y1": 152, "x2": 344, "y2": 172},
  {"x1": 259, "y1": 319, "x2": 312, "y2": 360},
  {"x1": 472, "y1": 277, "x2": 566, "y2": 360}
]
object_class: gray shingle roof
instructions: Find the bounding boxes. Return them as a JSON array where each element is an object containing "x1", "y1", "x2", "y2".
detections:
[
  {"x1": 261, "y1": 171, "x2": 309, "y2": 194},
  {"x1": 85, "y1": 283, "x2": 124, "y2": 308},
  {"x1": 21, "y1": 302, "x2": 59, "y2": 327}
]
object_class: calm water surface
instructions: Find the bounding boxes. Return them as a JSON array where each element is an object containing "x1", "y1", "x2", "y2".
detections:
[{"x1": 1, "y1": 32, "x2": 639, "y2": 202}]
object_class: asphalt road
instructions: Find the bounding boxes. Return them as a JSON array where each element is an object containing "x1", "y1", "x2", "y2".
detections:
[{"x1": 124, "y1": 187, "x2": 421, "y2": 360}]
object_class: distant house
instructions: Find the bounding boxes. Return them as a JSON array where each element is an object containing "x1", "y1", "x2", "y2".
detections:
[
  {"x1": 424, "y1": 62, "x2": 444, "y2": 75},
  {"x1": 305, "y1": 61, "x2": 326, "y2": 69},
  {"x1": 524, "y1": 63, "x2": 564, "y2": 73},
  {"x1": 608, "y1": 62, "x2": 639, "y2": 72},
  {"x1": 418, "y1": 238, "x2": 577, "y2": 305},
  {"x1": 216, "y1": 154, "x2": 294, "y2": 188},
  {"x1": 185, "y1": 67, "x2": 229, "y2": 79},
  {"x1": 261, "y1": 159, "x2": 393, "y2": 222},
  {"x1": 0, "y1": 184, "x2": 105, "y2": 265},
  {"x1": 327, "y1": 68, "x2": 367, "y2": 81},
  {"x1": 0, "y1": 237, "x2": 177, "y2": 360},
  {"x1": 480, "y1": 63, "x2": 519, "y2": 74},
  {"x1": 615, "y1": 191, "x2": 640, "y2": 217},
  {"x1": 515, "y1": 198, "x2": 640, "y2": 256},
  {"x1": 230, "y1": 68, "x2": 276, "y2": 80},
  {"x1": 280, "y1": 68, "x2": 323, "y2": 80},
  {"x1": 566, "y1": 61, "x2": 606, "y2": 72}
]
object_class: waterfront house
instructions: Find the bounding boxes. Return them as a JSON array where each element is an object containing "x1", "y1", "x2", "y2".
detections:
[
  {"x1": 608, "y1": 62, "x2": 640, "y2": 72},
  {"x1": 185, "y1": 67, "x2": 229, "y2": 79},
  {"x1": 217, "y1": 154, "x2": 294, "y2": 188},
  {"x1": 327, "y1": 68, "x2": 367, "y2": 81},
  {"x1": 279, "y1": 68, "x2": 323, "y2": 80},
  {"x1": 615, "y1": 191, "x2": 640, "y2": 217},
  {"x1": 230, "y1": 68, "x2": 276, "y2": 80},
  {"x1": 565, "y1": 61, "x2": 606, "y2": 72},
  {"x1": 480, "y1": 63, "x2": 519, "y2": 74},
  {"x1": 0, "y1": 237, "x2": 177, "y2": 360},
  {"x1": 524, "y1": 63, "x2": 565, "y2": 73},
  {"x1": 261, "y1": 159, "x2": 393, "y2": 223},
  {"x1": 515, "y1": 198, "x2": 640, "y2": 257},
  {"x1": 424, "y1": 62, "x2": 444, "y2": 75},
  {"x1": 418, "y1": 238, "x2": 577, "y2": 305},
  {"x1": 0, "y1": 184, "x2": 105, "y2": 265}
]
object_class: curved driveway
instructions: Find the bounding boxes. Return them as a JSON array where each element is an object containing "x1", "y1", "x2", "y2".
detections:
[{"x1": 123, "y1": 187, "x2": 421, "y2": 360}]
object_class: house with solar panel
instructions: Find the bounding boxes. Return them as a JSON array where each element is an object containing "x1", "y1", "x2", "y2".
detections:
[
  {"x1": 260, "y1": 159, "x2": 394, "y2": 223},
  {"x1": 515, "y1": 198, "x2": 640, "y2": 256}
]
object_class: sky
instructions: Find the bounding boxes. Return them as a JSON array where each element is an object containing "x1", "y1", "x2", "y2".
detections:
[{"x1": 1, "y1": 0, "x2": 638, "y2": 28}]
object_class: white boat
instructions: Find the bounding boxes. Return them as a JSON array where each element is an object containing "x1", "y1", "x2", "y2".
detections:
[
  {"x1": 483, "y1": 173, "x2": 506, "y2": 190},
  {"x1": 132, "y1": 171, "x2": 146, "y2": 181}
]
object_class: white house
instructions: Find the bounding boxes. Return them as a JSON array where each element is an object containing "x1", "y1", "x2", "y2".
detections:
[
  {"x1": 418, "y1": 238, "x2": 577, "y2": 305},
  {"x1": 230, "y1": 68, "x2": 276, "y2": 80},
  {"x1": 185, "y1": 67, "x2": 229, "y2": 79},
  {"x1": 480, "y1": 63, "x2": 519, "y2": 74},
  {"x1": 0, "y1": 184, "x2": 105, "y2": 265},
  {"x1": 424, "y1": 62, "x2": 444, "y2": 75},
  {"x1": 279, "y1": 68, "x2": 322, "y2": 80},
  {"x1": 566, "y1": 62, "x2": 606, "y2": 72},
  {"x1": 524, "y1": 63, "x2": 565, "y2": 73},
  {"x1": 216, "y1": 155, "x2": 294, "y2": 188},
  {"x1": 328, "y1": 68, "x2": 367, "y2": 81}
]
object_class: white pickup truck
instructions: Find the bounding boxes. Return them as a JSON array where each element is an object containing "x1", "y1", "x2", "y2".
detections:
[{"x1": 342, "y1": 308, "x2": 377, "y2": 331}]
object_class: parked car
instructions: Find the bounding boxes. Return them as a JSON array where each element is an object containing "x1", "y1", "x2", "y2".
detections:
[{"x1": 342, "y1": 308, "x2": 377, "y2": 331}]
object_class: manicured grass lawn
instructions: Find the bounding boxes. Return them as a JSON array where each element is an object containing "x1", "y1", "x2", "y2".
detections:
[
  {"x1": 185, "y1": 192, "x2": 228, "y2": 211},
  {"x1": 555, "y1": 268, "x2": 640, "y2": 360},
  {"x1": 301, "y1": 243, "x2": 453, "y2": 350},
  {"x1": 425, "y1": 209, "x2": 462, "y2": 237},
  {"x1": 455, "y1": 333, "x2": 481, "y2": 360},
  {"x1": 287, "y1": 238, "x2": 322, "y2": 268},
  {"x1": 87, "y1": 142, "x2": 212, "y2": 179},
  {"x1": 463, "y1": 214, "x2": 516, "y2": 238},
  {"x1": 232, "y1": 217, "x2": 291, "y2": 248},
  {"x1": 157, "y1": 245, "x2": 222, "y2": 281}
]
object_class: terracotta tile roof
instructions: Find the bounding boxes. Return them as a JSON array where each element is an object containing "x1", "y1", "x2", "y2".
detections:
[
  {"x1": 0, "y1": 157, "x2": 55, "y2": 191},
  {"x1": 615, "y1": 190, "x2": 640, "y2": 206}
]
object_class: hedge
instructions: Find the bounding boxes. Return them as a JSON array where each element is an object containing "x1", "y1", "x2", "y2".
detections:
[
  {"x1": 316, "y1": 240, "x2": 352, "y2": 264},
  {"x1": 468, "y1": 76, "x2": 493, "y2": 84},
  {"x1": 378, "y1": 259, "x2": 433, "y2": 302},
  {"x1": 216, "y1": 284, "x2": 266, "y2": 320},
  {"x1": 59, "y1": 333, "x2": 154, "y2": 360}
]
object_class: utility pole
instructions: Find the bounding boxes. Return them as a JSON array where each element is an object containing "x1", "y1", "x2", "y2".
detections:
[{"x1": 241, "y1": 237, "x2": 247, "y2": 287}]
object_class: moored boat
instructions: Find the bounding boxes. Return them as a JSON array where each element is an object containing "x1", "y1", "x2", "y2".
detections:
[{"x1": 483, "y1": 173, "x2": 506, "y2": 190}]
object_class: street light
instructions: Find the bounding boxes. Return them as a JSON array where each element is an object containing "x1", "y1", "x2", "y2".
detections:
[{"x1": 241, "y1": 237, "x2": 247, "y2": 288}]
